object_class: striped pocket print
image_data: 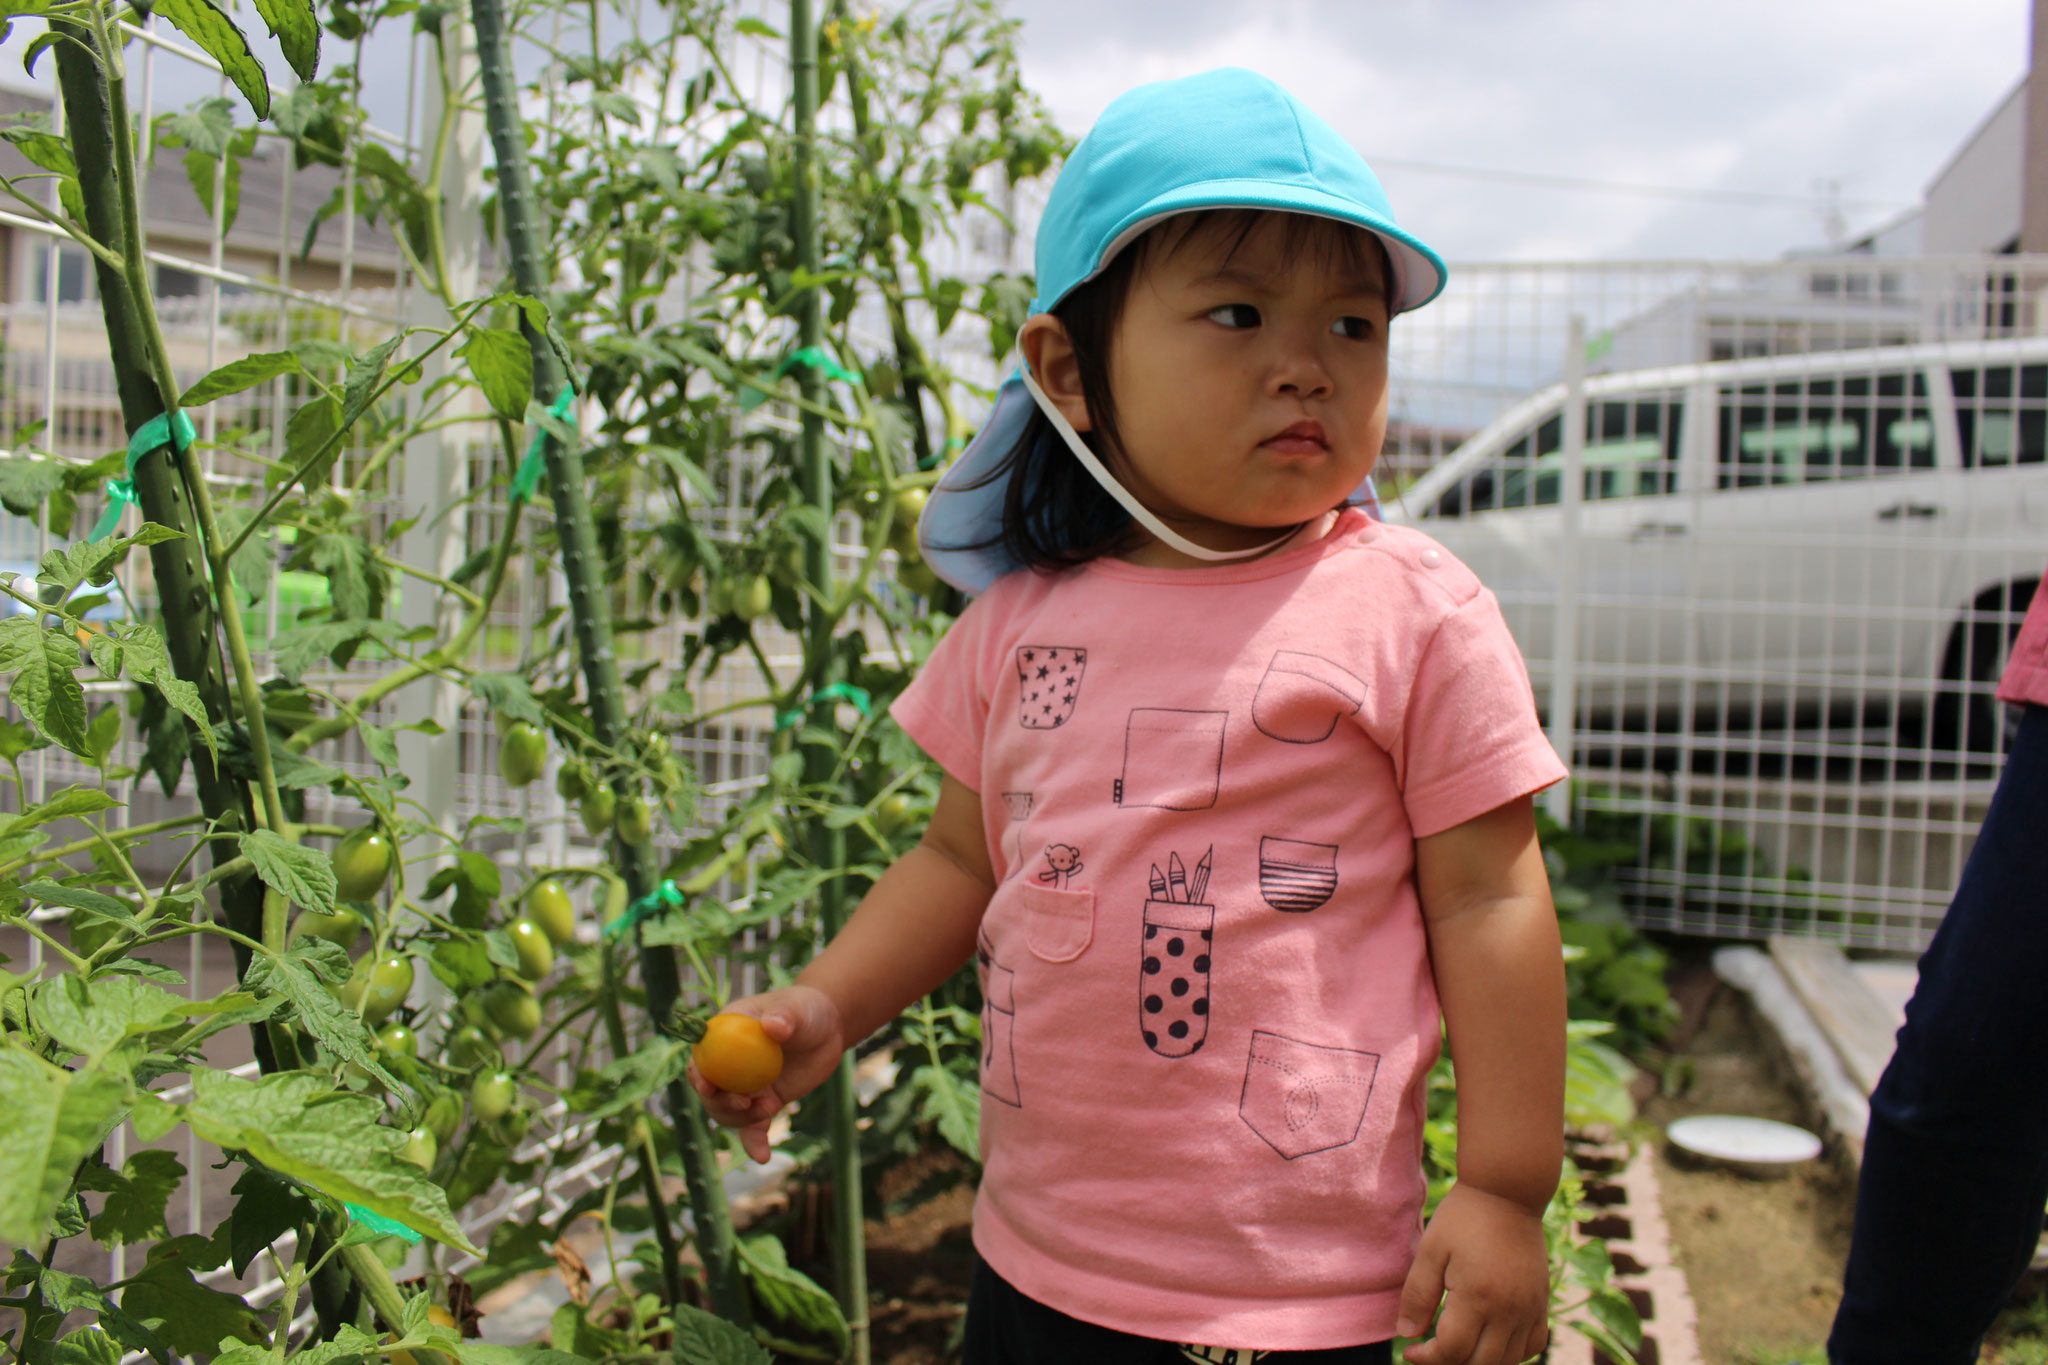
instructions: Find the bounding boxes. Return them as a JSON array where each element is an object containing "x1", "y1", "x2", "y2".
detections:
[{"x1": 1258, "y1": 837, "x2": 1338, "y2": 913}]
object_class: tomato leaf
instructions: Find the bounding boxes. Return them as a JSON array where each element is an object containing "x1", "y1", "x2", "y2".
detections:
[
  {"x1": 174, "y1": 1068, "x2": 481, "y2": 1254},
  {"x1": 239, "y1": 828, "x2": 337, "y2": 914},
  {"x1": 248, "y1": 0, "x2": 318, "y2": 82},
  {"x1": 9, "y1": 628, "x2": 89, "y2": 754},
  {"x1": 734, "y1": 1234, "x2": 849, "y2": 1354},
  {"x1": 79, "y1": 1150, "x2": 185, "y2": 1247},
  {"x1": 457, "y1": 326, "x2": 533, "y2": 422},
  {"x1": 152, "y1": 0, "x2": 270, "y2": 119},
  {"x1": 0, "y1": 1050, "x2": 128, "y2": 1249}
]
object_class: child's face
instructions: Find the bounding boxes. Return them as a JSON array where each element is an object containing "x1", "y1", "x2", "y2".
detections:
[{"x1": 1102, "y1": 214, "x2": 1391, "y2": 563}]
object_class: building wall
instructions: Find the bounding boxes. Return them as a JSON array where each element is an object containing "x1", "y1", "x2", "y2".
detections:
[{"x1": 1923, "y1": 79, "x2": 2027, "y2": 254}]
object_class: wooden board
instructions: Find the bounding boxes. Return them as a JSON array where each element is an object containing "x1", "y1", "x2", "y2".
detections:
[{"x1": 1769, "y1": 936, "x2": 1903, "y2": 1098}]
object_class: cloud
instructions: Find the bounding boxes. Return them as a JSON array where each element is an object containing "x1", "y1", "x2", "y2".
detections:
[{"x1": 1007, "y1": 0, "x2": 2029, "y2": 259}]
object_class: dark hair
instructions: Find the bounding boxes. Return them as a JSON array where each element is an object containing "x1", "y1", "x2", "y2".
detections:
[{"x1": 942, "y1": 211, "x2": 1394, "y2": 575}]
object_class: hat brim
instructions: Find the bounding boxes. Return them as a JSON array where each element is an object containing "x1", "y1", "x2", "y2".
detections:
[{"x1": 1086, "y1": 180, "x2": 1446, "y2": 315}]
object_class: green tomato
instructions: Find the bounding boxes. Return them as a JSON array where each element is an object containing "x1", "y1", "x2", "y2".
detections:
[
  {"x1": 732, "y1": 575, "x2": 773, "y2": 622},
  {"x1": 889, "y1": 487, "x2": 928, "y2": 554},
  {"x1": 289, "y1": 906, "x2": 364, "y2": 952},
  {"x1": 873, "y1": 793, "x2": 915, "y2": 837},
  {"x1": 481, "y1": 981, "x2": 541, "y2": 1039},
  {"x1": 375, "y1": 1022, "x2": 419, "y2": 1059},
  {"x1": 897, "y1": 558, "x2": 941, "y2": 599},
  {"x1": 615, "y1": 795, "x2": 652, "y2": 847},
  {"x1": 331, "y1": 827, "x2": 394, "y2": 903},
  {"x1": 526, "y1": 879, "x2": 577, "y2": 947},
  {"x1": 498, "y1": 722, "x2": 547, "y2": 787},
  {"x1": 340, "y1": 953, "x2": 413, "y2": 1026},
  {"x1": 401, "y1": 1126, "x2": 437, "y2": 1169},
  {"x1": 579, "y1": 786, "x2": 615, "y2": 836},
  {"x1": 706, "y1": 576, "x2": 733, "y2": 618},
  {"x1": 555, "y1": 764, "x2": 590, "y2": 803},
  {"x1": 446, "y1": 1023, "x2": 496, "y2": 1071},
  {"x1": 488, "y1": 1108, "x2": 530, "y2": 1147},
  {"x1": 422, "y1": 1091, "x2": 463, "y2": 1146},
  {"x1": 507, "y1": 919, "x2": 555, "y2": 981},
  {"x1": 469, "y1": 1071, "x2": 516, "y2": 1124}
]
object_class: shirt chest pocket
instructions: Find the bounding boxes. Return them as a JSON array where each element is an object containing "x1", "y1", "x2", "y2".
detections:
[{"x1": 1019, "y1": 882, "x2": 1095, "y2": 962}]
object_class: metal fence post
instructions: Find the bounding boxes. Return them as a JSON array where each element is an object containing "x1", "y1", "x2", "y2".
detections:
[{"x1": 1544, "y1": 314, "x2": 1588, "y2": 826}]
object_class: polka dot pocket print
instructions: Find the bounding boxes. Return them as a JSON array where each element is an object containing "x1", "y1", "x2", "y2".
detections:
[
  {"x1": 1016, "y1": 645, "x2": 1086, "y2": 729},
  {"x1": 1140, "y1": 848, "x2": 1214, "y2": 1058}
]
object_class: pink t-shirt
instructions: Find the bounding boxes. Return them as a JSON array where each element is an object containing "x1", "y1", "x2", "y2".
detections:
[
  {"x1": 1996, "y1": 571, "x2": 2048, "y2": 708},
  {"x1": 889, "y1": 509, "x2": 1568, "y2": 1351}
]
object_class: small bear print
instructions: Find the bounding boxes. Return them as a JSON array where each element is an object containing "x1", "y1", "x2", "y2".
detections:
[{"x1": 1038, "y1": 843, "x2": 1084, "y2": 889}]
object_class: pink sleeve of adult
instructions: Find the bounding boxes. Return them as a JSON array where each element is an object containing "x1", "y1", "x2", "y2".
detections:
[
  {"x1": 1396, "y1": 589, "x2": 1571, "y2": 839},
  {"x1": 1996, "y1": 569, "x2": 2048, "y2": 708},
  {"x1": 888, "y1": 593, "x2": 1002, "y2": 792}
]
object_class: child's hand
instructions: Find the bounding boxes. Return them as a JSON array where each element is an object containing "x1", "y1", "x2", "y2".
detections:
[
  {"x1": 1395, "y1": 1182, "x2": 1551, "y2": 1365},
  {"x1": 685, "y1": 985, "x2": 845, "y2": 1165}
]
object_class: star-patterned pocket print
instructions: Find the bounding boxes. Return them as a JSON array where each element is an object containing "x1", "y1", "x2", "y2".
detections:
[{"x1": 1016, "y1": 646, "x2": 1087, "y2": 729}]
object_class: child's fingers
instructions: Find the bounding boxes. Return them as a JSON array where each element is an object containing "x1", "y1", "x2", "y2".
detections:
[
  {"x1": 736, "y1": 1120, "x2": 774, "y2": 1165},
  {"x1": 1394, "y1": 1237, "x2": 1447, "y2": 1341}
]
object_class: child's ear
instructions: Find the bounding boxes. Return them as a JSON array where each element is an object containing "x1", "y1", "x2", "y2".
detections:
[{"x1": 1018, "y1": 315, "x2": 1094, "y2": 433}]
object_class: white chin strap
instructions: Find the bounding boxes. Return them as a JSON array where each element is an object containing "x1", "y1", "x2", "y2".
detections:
[{"x1": 1016, "y1": 363, "x2": 1300, "y2": 563}]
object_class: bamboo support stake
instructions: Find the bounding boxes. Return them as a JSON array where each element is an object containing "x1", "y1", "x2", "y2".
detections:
[
  {"x1": 790, "y1": 2, "x2": 869, "y2": 1359},
  {"x1": 466, "y1": 0, "x2": 748, "y2": 1325}
]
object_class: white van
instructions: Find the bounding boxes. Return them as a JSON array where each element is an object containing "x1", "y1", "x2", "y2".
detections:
[{"x1": 1389, "y1": 337, "x2": 2048, "y2": 752}]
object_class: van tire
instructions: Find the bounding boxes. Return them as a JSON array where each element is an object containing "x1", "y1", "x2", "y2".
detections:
[{"x1": 1930, "y1": 579, "x2": 2036, "y2": 755}]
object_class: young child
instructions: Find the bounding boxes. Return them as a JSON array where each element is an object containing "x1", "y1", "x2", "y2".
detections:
[{"x1": 691, "y1": 67, "x2": 1568, "y2": 1365}]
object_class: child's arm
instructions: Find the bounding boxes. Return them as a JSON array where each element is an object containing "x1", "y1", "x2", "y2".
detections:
[
  {"x1": 688, "y1": 773, "x2": 997, "y2": 1162},
  {"x1": 1397, "y1": 794, "x2": 1566, "y2": 1365}
]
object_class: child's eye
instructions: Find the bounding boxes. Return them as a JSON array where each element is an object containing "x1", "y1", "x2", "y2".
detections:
[
  {"x1": 1331, "y1": 315, "x2": 1375, "y2": 340},
  {"x1": 1206, "y1": 304, "x2": 1261, "y2": 328}
]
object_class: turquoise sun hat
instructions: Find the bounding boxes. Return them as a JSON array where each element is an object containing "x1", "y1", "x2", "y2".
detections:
[{"x1": 919, "y1": 66, "x2": 1449, "y2": 595}]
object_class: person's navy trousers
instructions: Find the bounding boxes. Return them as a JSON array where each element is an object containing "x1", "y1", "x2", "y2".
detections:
[{"x1": 1830, "y1": 704, "x2": 2048, "y2": 1364}]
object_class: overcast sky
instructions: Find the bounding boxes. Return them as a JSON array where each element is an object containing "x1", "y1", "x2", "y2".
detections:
[
  {"x1": 998, "y1": 0, "x2": 2032, "y2": 262},
  {"x1": 3, "y1": 0, "x2": 2029, "y2": 265}
]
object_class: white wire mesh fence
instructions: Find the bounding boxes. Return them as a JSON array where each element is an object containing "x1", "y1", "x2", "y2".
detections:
[{"x1": 1385, "y1": 254, "x2": 2048, "y2": 951}]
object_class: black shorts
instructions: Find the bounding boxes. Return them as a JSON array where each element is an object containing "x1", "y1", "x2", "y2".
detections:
[{"x1": 963, "y1": 1258, "x2": 1396, "y2": 1365}]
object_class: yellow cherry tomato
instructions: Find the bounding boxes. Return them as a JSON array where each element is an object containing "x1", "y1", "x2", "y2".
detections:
[{"x1": 692, "y1": 1013, "x2": 784, "y2": 1095}]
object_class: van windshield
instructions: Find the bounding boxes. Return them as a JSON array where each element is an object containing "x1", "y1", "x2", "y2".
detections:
[{"x1": 1429, "y1": 398, "x2": 1681, "y2": 518}]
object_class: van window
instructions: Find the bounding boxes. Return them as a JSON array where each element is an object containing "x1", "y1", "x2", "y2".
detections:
[
  {"x1": 1717, "y1": 371, "x2": 1933, "y2": 488},
  {"x1": 1430, "y1": 398, "x2": 1680, "y2": 518},
  {"x1": 1951, "y1": 364, "x2": 2047, "y2": 468}
]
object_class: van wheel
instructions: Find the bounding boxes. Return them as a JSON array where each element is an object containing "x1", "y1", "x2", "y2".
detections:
[{"x1": 1931, "y1": 579, "x2": 2036, "y2": 755}]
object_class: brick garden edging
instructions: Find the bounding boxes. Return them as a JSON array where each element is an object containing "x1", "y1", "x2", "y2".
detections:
[{"x1": 1549, "y1": 1137, "x2": 1704, "y2": 1365}]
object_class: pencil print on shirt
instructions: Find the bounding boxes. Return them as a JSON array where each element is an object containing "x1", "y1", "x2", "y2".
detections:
[
  {"x1": 1141, "y1": 847, "x2": 1215, "y2": 1058},
  {"x1": 1250, "y1": 650, "x2": 1366, "y2": 744},
  {"x1": 977, "y1": 931, "x2": 1022, "y2": 1108},
  {"x1": 1016, "y1": 646, "x2": 1086, "y2": 729},
  {"x1": 1258, "y1": 837, "x2": 1339, "y2": 913},
  {"x1": 1238, "y1": 1030, "x2": 1380, "y2": 1160},
  {"x1": 1115, "y1": 709, "x2": 1227, "y2": 810}
]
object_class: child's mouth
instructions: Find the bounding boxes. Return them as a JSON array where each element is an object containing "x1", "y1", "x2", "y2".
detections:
[{"x1": 1262, "y1": 420, "x2": 1328, "y2": 454}]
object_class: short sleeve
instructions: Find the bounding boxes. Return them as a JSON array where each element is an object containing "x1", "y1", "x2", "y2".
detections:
[
  {"x1": 888, "y1": 594, "x2": 1003, "y2": 791},
  {"x1": 1397, "y1": 588, "x2": 1569, "y2": 838}
]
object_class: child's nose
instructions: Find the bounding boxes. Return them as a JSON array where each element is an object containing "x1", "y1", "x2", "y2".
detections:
[{"x1": 1269, "y1": 347, "x2": 1334, "y2": 399}]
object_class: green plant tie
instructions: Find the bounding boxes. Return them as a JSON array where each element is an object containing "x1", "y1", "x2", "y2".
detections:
[
  {"x1": 342, "y1": 1202, "x2": 422, "y2": 1245},
  {"x1": 90, "y1": 409, "x2": 196, "y2": 542},
  {"x1": 773, "y1": 681, "x2": 872, "y2": 732},
  {"x1": 511, "y1": 386, "x2": 576, "y2": 502},
  {"x1": 604, "y1": 876, "x2": 687, "y2": 940},
  {"x1": 738, "y1": 346, "x2": 860, "y2": 411}
]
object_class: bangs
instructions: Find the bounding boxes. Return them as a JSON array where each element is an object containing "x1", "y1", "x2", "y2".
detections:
[{"x1": 1139, "y1": 209, "x2": 1390, "y2": 289}]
